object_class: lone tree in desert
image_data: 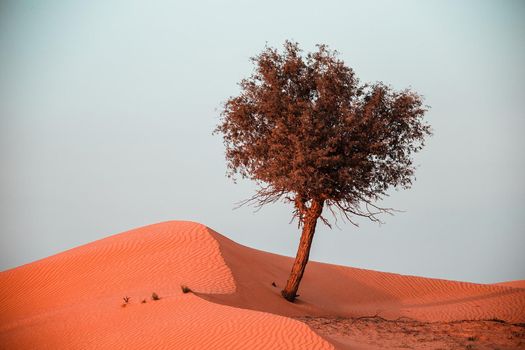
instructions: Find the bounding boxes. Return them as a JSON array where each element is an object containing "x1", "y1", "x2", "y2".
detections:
[{"x1": 215, "y1": 41, "x2": 431, "y2": 302}]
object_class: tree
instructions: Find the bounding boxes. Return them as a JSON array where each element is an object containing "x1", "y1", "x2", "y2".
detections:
[{"x1": 215, "y1": 41, "x2": 431, "y2": 302}]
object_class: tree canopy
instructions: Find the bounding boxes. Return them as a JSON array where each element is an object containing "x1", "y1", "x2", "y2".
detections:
[{"x1": 215, "y1": 41, "x2": 431, "y2": 227}]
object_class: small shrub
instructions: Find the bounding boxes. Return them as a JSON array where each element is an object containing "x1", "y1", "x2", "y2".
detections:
[
  {"x1": 151, "y1": 292, "x2": 160, "y2": 301},
  {"x1": 181, "y1": 285, "x2": 192, "y2": 294},
  {"x1": 467, "y1": 336, "x2": 477, "y2": 341},
  {"x1": 141, "y1": 299, "x2": 147, "y2": 304},
  {"x1": 271, "y1": 282, "x2": 277, "y2": 287},
  {"x1": 122, "y1": 296, "x2": 130, "y2": 307}
]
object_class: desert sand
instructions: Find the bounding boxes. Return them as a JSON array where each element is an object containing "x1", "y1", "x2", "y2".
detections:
[{"x1": 1, "y1": 221, "x2": 524, "y2": 349}]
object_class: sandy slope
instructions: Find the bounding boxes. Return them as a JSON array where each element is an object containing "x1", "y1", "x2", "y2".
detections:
[
  {"x1": 0, "y1": 222, "x2": 332, "y2": 349},
  {"x1": 205, "y1": 228, "x2": 525, "y2": 324},
  {"x1": 1, "y1": 221, "x2": 524, "y2": 349}
]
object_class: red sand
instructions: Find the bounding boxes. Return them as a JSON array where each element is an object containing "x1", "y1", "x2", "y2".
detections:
[{"x1": 1, "y1": 221, "x2": 524, "y2": 349}]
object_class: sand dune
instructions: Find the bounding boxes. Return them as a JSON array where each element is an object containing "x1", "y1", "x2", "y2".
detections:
[{"x1": 1, "y1": 221, "x2": 523, "y2": 349}]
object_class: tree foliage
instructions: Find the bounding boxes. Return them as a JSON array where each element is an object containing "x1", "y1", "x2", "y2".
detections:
[{"x1": 215, "y1": 41, "x2": 431, "y2": 226}]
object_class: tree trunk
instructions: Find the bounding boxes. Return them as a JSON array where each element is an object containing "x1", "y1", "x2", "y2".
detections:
[{"x1": 281, "y1": 199, "x2": 323, "y2": 302}]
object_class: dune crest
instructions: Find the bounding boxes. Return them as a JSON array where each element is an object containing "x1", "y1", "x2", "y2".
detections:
[{"x1": 496, "y1": 280, "x2": 525, "y2": 289}]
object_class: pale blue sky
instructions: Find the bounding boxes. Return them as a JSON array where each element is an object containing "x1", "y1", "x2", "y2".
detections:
[{"x1": 1, "y1": 0, "x2": 524, "y2": 283}]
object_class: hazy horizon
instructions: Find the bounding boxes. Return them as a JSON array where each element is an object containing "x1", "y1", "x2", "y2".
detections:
[{"x1": 1, "y1": 0, "x2": 524, "y2": 284}]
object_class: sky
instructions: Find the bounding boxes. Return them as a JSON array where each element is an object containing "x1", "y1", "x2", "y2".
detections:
[{"x1": 1, "y1": 0, "x2": 524, "y2": 284}]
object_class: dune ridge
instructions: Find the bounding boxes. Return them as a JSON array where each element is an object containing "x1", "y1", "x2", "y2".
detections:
[
  {"x1": 1, "y1": 221, "x2": 523, "y2": 349},
  {"x1": 0, "y1": 221, "x2": 332, "y2": 349},
  {"x1": 1, "y1": 221, "x2": 235, "y2": 323},
  {"x1": 496, "y1": 280, "x2": 525, "y2": 289}
]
